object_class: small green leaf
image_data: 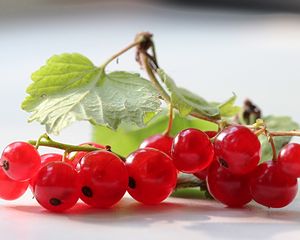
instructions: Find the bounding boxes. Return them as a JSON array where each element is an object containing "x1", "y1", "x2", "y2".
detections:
[
  {"x1": 171, "y1": 188, "x2": 209, "y2": 199},
  {"x1": 157, "y1": 69, "x2": 220, "y2": 118},
  {"x1": 218, "y1": 94, "x2": 241, "y2": 117},
  {"x1": 22, "y1": 53, "x2": 161, "y2": 134},
  {"x1": 92, "y1": 110, "x2": 218, "y2": 156},
  {"x1": 260, "y1": 115, "x2": 299, "y2": 162},
  {"x1": 157, "y1": 69, "x2": 240, "y2": 119}
]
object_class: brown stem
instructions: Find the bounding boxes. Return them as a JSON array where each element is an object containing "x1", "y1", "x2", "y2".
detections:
[
  {"x1": 255, "y1": 127, "x2": 265, "y2": 136},
  {"x1": 163, "y1": 104, "x2": 174, "y2": 136},
  {"x1": 268, "y1": 134, "x2": 277, "y2": 161},
  {"x1": 101, "y1": 40, "x2": 143, "y2": 68},
  {"x1": 190, "y1": 113, "x2": 220, "y2": 125},
  {"x1": 140, "y1": 53, "x2": 171, "y2": 102},
  {"x1": 270, "y1": 131, "x2": 300, "y2": 137}
]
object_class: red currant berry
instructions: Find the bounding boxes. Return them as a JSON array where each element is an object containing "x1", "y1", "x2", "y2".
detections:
[
  {"x1": 0, "y1": 168, "x2": 28, "y2": 200},
  {"x1": 249, "y1": 161, "x2": 298, "y2": 208},
  {"x1": 214, "y1": 125, "x2": 261, "y2": 175},
  {"x1": 40, "y1": 153, "x2": 63, "y2": 165},
  {"x1": 140, "y1": 134, "x2": 173, "y2": 156},
  {"x1": 207, "y1": 161, "x2": 252, "y2": 207},
  {"x1": 193, "y1": 167, "x2": 209, "y2": 181},
  {"x1": 29, "y1": 153, "x2": 63, "y2": 192},
  {"x1": 172, "y1": 128, "x2": 214, "y2": 173},
  {"x1": 205, "y1": 131, "x2": 218, "y2": 138},
  {"x1": 77, "y1": 151, "x2": 128, "y2": 208},
  {"x1": 278, "y1": 143, "x2": 300, "y2": 178},
  {"x1": 70, "y1": 142, "x2": 105, "y2": 168},
  {"x1": 1, "y1": 142, "x2": 41, "y2": 181},
  {"x1": 194, "y1": 142, "x2": 217, "y2": 181},
  {"x1": 126, "y1": 148, "x2": 177, "y2": 205},
  {"x1": 34, "y1": 162, "x2": 80, "y2": 212}
]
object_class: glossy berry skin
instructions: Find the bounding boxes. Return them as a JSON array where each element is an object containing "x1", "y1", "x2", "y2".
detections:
[
  {"x1": 205, "y1": 131, "x2": 218, "y2": 138},
  {"x1": 194, "y1": 167, "x2": 209, "y2": 181},
  {"x1": 214, "y1": 125, "x2": 261, "y2": 175},
  {"x1": 140, "y1": 134, "x2": 173, "y2": 157},
  {"x1": 30, "y1": 153, "x2": 63, "y2": 192},
  {"x1": 126, "y1": 148, "x2": 177, "y2": 205},
  {"x1": 193, "y1": 133, "x2": 217, "y2": 180},
  {"x1": 249, "y1": 161, "x2": 298, "y2": 208},
  {"x1": 207, "y1": 161, "x2": 252, "y2": 207},
  {"x1": 34, "y1": 162, "x2": 80, "y2": 212},
  {"x1": 1, "y1": 142, "x2": 41, "y2": 181},
  {"x1": 40, "y1": 153, "x2": 63, "y2": 165},
  {"x1": 77, "y1": 150, "x2": 128, "y2": 208},
  {"x1": 0, "y1": 168, "x2": 29, "y2": 200},
  {"x1": 71, "y1": 142, "x2": 105, "y2": 168},
  {"x1": 172, "y1": 128, "x2": 214, "y2": 173},
  {"x1": 278, "y1": 143, "x2": 300, "y2": 178}
]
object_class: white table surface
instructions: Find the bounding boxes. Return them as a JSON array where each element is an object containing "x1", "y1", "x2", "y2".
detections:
[
  {"x1": 1, "y1": 1, "x2": 300, "y2": 239},
  {"x1": 1, "y1": 191, "x2": 300, "y2": 240}
]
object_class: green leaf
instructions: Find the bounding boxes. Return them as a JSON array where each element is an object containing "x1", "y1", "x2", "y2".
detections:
[
  {"x1": 22, "y1": 53, "x2": 161, "y2": 134},
  {"x1": 92, "y1": 110, "x2": 218, "y2": 156},
  {"x1": 157, "y1": 69, "x2": 221, "y2": 118},
  {"x1": 260, "y1": 115, "x2": 299, "y2": 162},
  {"x1": 157, "y1": 69, "x2": 240, "y2": 119},
  {"x1": 218, "y1": 94, "x2": 241, "y2": 117},
  {"x1": 171, "y1": 188, "x2": 209, "y2": 199}
]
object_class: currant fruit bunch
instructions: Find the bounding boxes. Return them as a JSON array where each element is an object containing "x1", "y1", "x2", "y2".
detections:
[
  {"x1": 2, "y1": 32, "x2": 300, "y2": 216},
  {"x1": 1, "y1": 124, "x2": 300, "y2": 213},
  {"x1": 0, "y1": 139, "x2": 178, "y2": 212}
]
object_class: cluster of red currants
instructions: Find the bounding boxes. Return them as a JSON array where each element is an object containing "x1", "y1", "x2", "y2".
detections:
[
  {"x1": 0, "y1": 125, "x2": 299, "y2": 212},
  {"x1": 141, "y1": 125, "x2": 299, "y2": 208},
  {"x1": 0, "y1": 141, "x2": 178, "y2": 212}
]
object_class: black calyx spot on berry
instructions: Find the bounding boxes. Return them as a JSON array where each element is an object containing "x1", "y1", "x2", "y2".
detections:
[
  {"x1": 128, "y1": 176, "x2": 136, "y2": 189},
  {"x1": 219, "y1": 158, "x2": 229, "y2": 168},
  {"x1": 49, "y1": 198, "x2": 62, "y2": 206},
  {"x1": 2, "y1": 160, "x2": 9, "y2": 171},
  {"x1": 82, "y1": 186, "x2": 93, "y2": 198}
]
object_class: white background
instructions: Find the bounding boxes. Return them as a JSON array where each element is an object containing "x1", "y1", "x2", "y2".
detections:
[{"x1": 1, "y1": 1, "x2": 300, "y2": 239}]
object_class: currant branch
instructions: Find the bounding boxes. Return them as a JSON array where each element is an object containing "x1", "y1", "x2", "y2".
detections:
[
  {"x1": 28, "y1": 135, "x2": 126, "y2": 162},
  {"x1": 136, "y1": 32, "x2": 221, "y2": 127},
  {"x1": 270, "y1": 131, "x2": 300, "y2": 137},
  {"x1": 101, "y1": 38, "x2": 144, "y2": 68}
]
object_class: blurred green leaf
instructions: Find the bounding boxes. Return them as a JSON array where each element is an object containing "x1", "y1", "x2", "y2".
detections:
[
  {"x1": 171, "y1": 188, "x2": 209, "y2": 199},
  {"x1": 218, "y1": 94, "x2": 241, "y2": 118}
]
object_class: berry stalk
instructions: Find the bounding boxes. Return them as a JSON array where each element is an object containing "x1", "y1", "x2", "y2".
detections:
[
  {"x1": 163, "y1": 104, "x2": 174, "y2": 136},
  {"x1": 270, "y1": 131, "x2": 300, "y2": 137},
  {"x1": 28, "y1": 137, "x2": 126, "y2": 162},
  {"x1": 100, "y1": 37, "x2": 146, "y2": 68}
]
